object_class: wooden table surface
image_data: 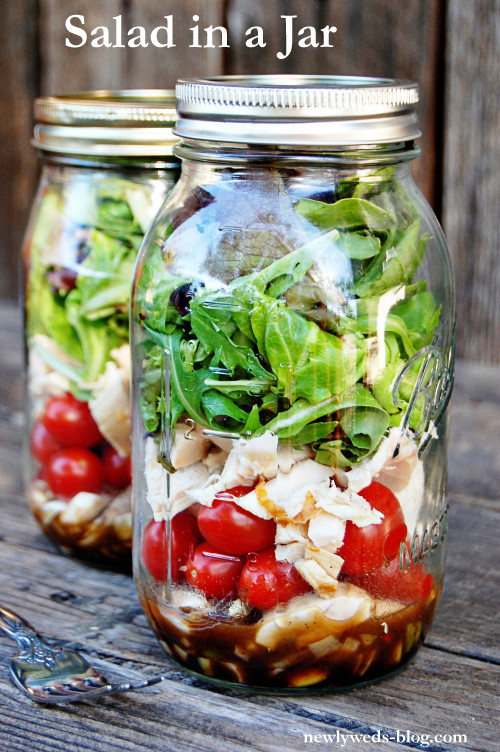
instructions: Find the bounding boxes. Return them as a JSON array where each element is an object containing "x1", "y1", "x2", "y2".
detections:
[{"x1": 0, "y1": 303, "x2": 498, "y2": 752}]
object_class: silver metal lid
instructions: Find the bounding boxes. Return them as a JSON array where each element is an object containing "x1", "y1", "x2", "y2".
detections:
[
  {"x1": 175, "y1": 76, "x2": 420, "y2": 146},
  {"x1": 33, "y1": 90, "x2": 178, "y2": 157}
]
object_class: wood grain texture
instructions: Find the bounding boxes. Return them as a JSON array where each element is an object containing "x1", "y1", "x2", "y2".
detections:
[
  {"x1": 0, "y1": 540, "x2": 497, "y2": 752},
  {"x1": 38, "y1": 1, "x2": 225, "y2": 96},
  {"x1": 125, "y1": 0, "x2": 225, "y2": 87},
  {"x1": 443, "y1": 0, "x2": 500, "y2": 362},
  {"x1": 39, "y1": 0, "x2": 127, "y2": 94},
  {"x1": 0, "y1": 300, "x2": 499, "y2": 751},
  {"x1": 0, "y1": 1, "x2": 39, "y2": 302}
]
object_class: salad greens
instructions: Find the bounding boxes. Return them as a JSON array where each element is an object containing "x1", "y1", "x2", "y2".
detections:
[
  {"x1": 137, "y1": 169, "x2": 441, "y2": 467},
  {"x1": 26, "y1": 178, "x2": 163, "y2": 397}
]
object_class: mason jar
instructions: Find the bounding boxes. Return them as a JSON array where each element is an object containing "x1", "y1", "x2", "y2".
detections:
[
  {"x1": 131, "y1": 76, "x2": 455, "y2": 690},
  {"x1": 23, "y1": 91, "x2": 179, "y2": 568}
]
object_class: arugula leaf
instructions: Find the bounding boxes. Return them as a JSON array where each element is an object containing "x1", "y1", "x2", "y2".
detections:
[
  {"x1": 314, "y1": 440, "x2": 365, "y2": 468},
  {"x1": 134, "y1": 237, "x2": 186, "y2": 334},
  {"x1": 295, "y1": 197, "x2": 394, "y2": 237},
  {"x1": 249, "y1": 293, "x2": 272, "y2": 355},
  {"x1": 257, "y1": 396, "x2": 339, "y2": 441},
  {"x1": 353, "y1": 221, "x2": 428, "y2": 298},
  {"x1": 204, "y1": 378, "x2": 271, "y2": 399},
  {"x1": 201, "y1": 390, "x2": 249, "y2": 427},
  {"x1": 313, "y1": 386, "x2": 389, "y2": 467},
  {"x1": 263, "y1": 301, "x2": 363, "y2": 402},
  {"x1": 390, "y1": 292, "x2": 441, "y2": 351},
  {"x1": 333, "y1": 231, "x2": 381, "y2": 260},
  {"x1": 337, "y1": 385, "x2": 390, "y2": 453},
  {"x1": 76, "y1": 230, "x2": 137, "y2": 319},
  {"x1": 139, "y1": 342, "x2": 165, "y2": 434},
  {"x1": 164, "y1": 328, "x2": 212, "y2": 429},
  {"x1": 65, "y1": 290, "x2": 122, "y2": 384},
  {"x1": 189, "y1": 301, "x2": 274, "y2": 382},
  {"x1": 292, "y1": 420, "x2": 338, "y2": 445},
  {"x1": 244, "y1": 405, "x2": 263, "y2": 434},
  {"x1": 94, "y1": 181, "x2": 143, "y2": 240},
  {"x1": 371, "y1": 345, "x2": 429, "y2": 432},
  {"x1": 350, "y1": 167, "x2": 397, "y2": 199}
]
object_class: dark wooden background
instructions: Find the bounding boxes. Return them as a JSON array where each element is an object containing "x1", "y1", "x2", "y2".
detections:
[{"x1": 0, "y1": 1, "x2": 498, "y2": 362}]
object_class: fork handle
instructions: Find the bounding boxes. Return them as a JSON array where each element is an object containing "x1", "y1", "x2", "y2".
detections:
[{"x1": 0, "y1": 604, "x2": 39, "y2": 644}]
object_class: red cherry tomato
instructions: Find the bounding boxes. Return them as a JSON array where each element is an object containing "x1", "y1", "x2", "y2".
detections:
[
  {"x1": 337, "y1": 481, "x2": 407, "y2": 577},
  {"x1": 185, "y1": 542, "x2": 245, "y2": 600},
  {"x1": 238, "y1": 547, "x2": 312, "y2": 611},
  {"x1": 30, "y1": 420, "x2": 64, "y2": 464},
  {"x1": 142, "y1": 512, "x2": 202, "y2": 582},
  {"x1": 197, "y1": 486, "x2": 276, "y2": 555},
  {"x1": 349, "y1": 558, "x2": 435, "y2": 605},
  {"x1": 42, "y1": 394, "x2": 102, "y2": 448},
  {"x1": 46, "y1": 448, "x2": 104, "y2": 498},
  {"x1": 102, "y1": 445, "x2": 131, "y2": 489}
]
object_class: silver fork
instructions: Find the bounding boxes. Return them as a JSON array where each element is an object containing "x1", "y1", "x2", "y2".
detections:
[{"x1": 0, "y1": 604, "x2": 165, "y2": 703}]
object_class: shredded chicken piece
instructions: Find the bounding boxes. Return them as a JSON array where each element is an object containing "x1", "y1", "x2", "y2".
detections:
[
  {"x1": 88, "y1": 345, "x2": 131, "y2": 456},
  {"x1": 171, "y1": 422, "x2": 211, "y2": 469}
]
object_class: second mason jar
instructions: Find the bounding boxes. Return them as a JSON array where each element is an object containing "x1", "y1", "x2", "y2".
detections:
[
  {"x1": 23, "y1": 91, "x2": 179, "y2": 567},
  {"x1": 132, "y1": 76, "x2": 455, "y2": 690}
]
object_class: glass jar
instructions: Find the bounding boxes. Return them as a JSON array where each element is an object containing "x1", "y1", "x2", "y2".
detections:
[
  {"x1": 23, "y1": 91, "x2": 179, "y2": 568},
  {"x1": 131, "y1": 76, "x2": 455, "y2": 690}
]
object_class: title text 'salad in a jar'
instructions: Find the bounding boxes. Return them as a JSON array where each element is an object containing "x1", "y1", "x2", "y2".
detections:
[
  {"x1": 131, "y1": 76, "x2": 455, "y2": 690},
  {"x1": 23, "y1": 91, "x2": 179, "y2": 567}
]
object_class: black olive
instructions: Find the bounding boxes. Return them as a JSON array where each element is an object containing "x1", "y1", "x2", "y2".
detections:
[
  {"x1": 259, "y1": 410, "x2": 276, "y2": 425},
  {"x1": 306, "y1": 189, "x2": 338, "y2": 204},
  {"x1": 212, "y1": 415, "x2": 231, "y2": 427},
  {"x1": 169, "y1": 281, "x2": 204, "y2": 316},
  {"x1": 277, "y1": 396, "x2": 291, "y2": 412}
]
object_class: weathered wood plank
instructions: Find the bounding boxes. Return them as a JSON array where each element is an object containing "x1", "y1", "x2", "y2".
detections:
[
  {"x1": 447, "y1": 362, "x2": 500, "y2": 501},
  {"x1": 125, "y1": 0, "x2": 225, "y2": 88},
  {"x1": 0, "y1": 522, "x2": 497, "y2": 752},
  {"x1": 453, "y1": 360, "x2": 500, "y2": 406},
  {"x1": 0, "y1": 1, "x2": 39, "y2": 302},
  {"x1": 279, "y1": 648, "x2": 499, "y2": 752},
  {"x1": 427, "y1": 499, "x2": 500, "y2": 663},
  {"x1": 0, "y1": 622, "x2": 496, "y2": 752},
  {"x1": 443, "y1": 0, "x2": 500, "y2": 363},
  {"x1": 225, "y1": 0, "x2": 317, "y2": 72},
  {"x1": 0, "y1": 654, "x2": 410, "y2": 752},
  {"x1": 323, "y1": 0, "x2": 445, "y2": 210},
  {"x1": 38, "y1": 0, "x2": 127, "y2": 94},
  {"x1": 225, "y1": 0, "x2": 444, "y2": 208},
  {"x1": 448, "y1": 392, "x2": 500, "y2": 501},
  {"x1": 39, "y1": 1, "x2": 226, "y2": 96}
]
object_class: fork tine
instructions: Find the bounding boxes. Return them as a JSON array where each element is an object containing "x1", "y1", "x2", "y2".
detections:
[
  {"x1": 84, "y1": 676, "x2": 109, "y2": 688},
  {"x1": 104, "y1": 675, "x2": 166, "y2": 694},
  {"x1": 31, "y1": 674, "x2": 165, "y2": 702}
]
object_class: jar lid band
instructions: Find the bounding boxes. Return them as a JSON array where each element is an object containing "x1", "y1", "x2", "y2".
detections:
[
  {"x1": 175, "y1": 76, "x2": 420, "y2": 146},
  {"x1": 33, "y1": 90, "x2": 178, "y2": 157}
]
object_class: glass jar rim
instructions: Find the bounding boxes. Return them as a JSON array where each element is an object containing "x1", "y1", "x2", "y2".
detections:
[
  {"x1": 175, "y1": 75, "x2": 420, "y2": 147},
  {"x1": 33, "y1": 90, "x2": 179, "y2": 158}
]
